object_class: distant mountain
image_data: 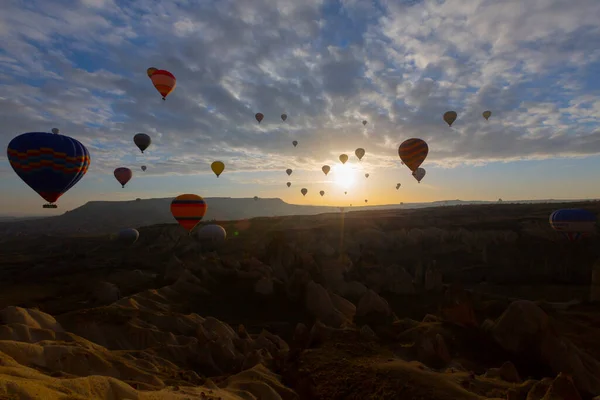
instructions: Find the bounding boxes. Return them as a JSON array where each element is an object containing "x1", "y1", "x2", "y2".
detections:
[{"x1": 0, "y1": 197, "x2": 594, "y2": 236}]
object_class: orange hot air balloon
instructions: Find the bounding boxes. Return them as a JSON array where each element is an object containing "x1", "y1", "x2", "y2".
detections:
[
  {"x1": 170, "y1": 194, "x2": 207, "y2": 232},
  {"x1": 150, "y1": 69, "x2": 176, "y2": 100},
  {"x1": 322, "y1": 165, "x2": 330, "y2": 175},
  {"x1": 255, "y1": 113, "x2": 264, "y2": 123},
  {"x1": 114, "y1": 167, "x2": 132, "y2": 188},
  {"x1": 339, "y1": 154, "x2": 348, "y2": 164},
  {"x1": 398, "y1": 138, "x2": 428, "y2": 172}
]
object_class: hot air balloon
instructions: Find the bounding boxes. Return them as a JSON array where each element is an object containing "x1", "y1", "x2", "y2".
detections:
[
  {"x1": 483, "y1": 110, "x2": 492, "y2": 120},
  {"x1": 301, "y1": 188, "x2": 308, "y2": 196},
  {"x1": 398, "y1": 138, "x2": 428, "y2": 172},
  {"x1": 412, "y1": 167, "x2": 426, "y2": 183},
  {"x1": 362, "y1": 120, "x2": 367, "y2": 126},
  {"x1": 365, "y1": 173, "x2": 369, "y2": 178},
  {"x1": 396, "y1": 183, "x2": 401, "y2": 190},
  {"x1": 114, "y1": 167, "x2": 132, "y2": 188},
  {"x1": 141, "y1": 165, "x2": 147, "y2": 171},
  {"x1": 51, "y1": 128, "x2": 59, "y2": 134},
  {"x1": 365, "y1": 199, "x2": 368, "y2": 203},
  {"x1": 136, "y1": 198, "x2": 141, "y2": 201},
  {"x1": 292, "y1": 140, "x2": 298, "y2": 147},
  {"x1": 7, "y1": 130, "x2": 91, "y2": 208},
  {"x1": 355, "y1": 148, "x2": 365, "y2": 161},
  {"x1": 549, "y1": 209, "x2": 597, "y2": 241},
  {"x1": 281, "y1": 114, "x2": 287, "y2": 122},
  {"x1": 171, "y1": 194, "x2": 207, "y2": 232},
  {"x1": 254, "y1": 196, "x2": 259, "y2": 201},
  {"x1": 344, "y1": 191, "x2": 347, "y2": 195},
  {"x1": 113, "y1": 228, "x2": 139, "y2": 245},
  {"x1": 322, "y1": 165, "x2": 330, "y2": 175},
  {"x1": 196, "y1": 224, "x2": 227, "y2": 243},
  {"x1": 133, "y1": 133, "x2": 151, "y2": 153},
  {"x1": 443, "y1": 111, "x2": 457, "y2": 127},
  {"x1": 320, "y1": 190, "x2": 325, "y2": 197},
  {"x1": 255, "y1": 113, "x2": 264, "y2": 123},
  {"x1": 286, "y1": 168, "x2": 293, "y2": 176},
  {"x1": 150, "y1": 69, "x2": 176, "y2": 100},
  {"x1": 339, "y1": 154, "x2": 348, "y2": 164},
  {"x1": 146, "y1": 67, "x2": 158, "y2": 78},
  {"x1": 287, "y1": 182, "x2": 291, "y2": 187},
  {"x1": 211, "y1": 161, "x2": 225, "y2": 177}
]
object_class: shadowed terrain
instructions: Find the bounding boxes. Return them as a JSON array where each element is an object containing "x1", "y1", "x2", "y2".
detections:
[{"x1": 1, "y1": 201, "x2": 600, "y2": 399}]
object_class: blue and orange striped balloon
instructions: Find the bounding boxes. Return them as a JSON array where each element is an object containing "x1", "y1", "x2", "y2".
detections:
[
  {"x1": 170, "y1": 194, "x2": 207, "y2": 232},
  {"x1": 398, "y1": 138, "x2": 428, "y2": 172},
  {"x1": 7, "y1": 131, "x2": 90, "y2": 206}
]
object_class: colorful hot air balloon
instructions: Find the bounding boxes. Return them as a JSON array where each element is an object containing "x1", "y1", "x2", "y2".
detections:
[
  {"x1": 339, "y1": 154, "x2": 348, "y2": 164},
  {"x1": 133, "y1": 133, "x2": 151, "y2": 153},
  {"x1": 355, "y1": 148, "x2": 365, "y2": 161},
  {"x1": 412, "y1": 167, "x2": 426, "y2": 183},
  {"x1": 398, "y1": 138, "x2": 428, "y2": 172},
  {"x1": 483, "y1": 110, "x2": 492, "y2": 120},
  {"x1": 255, "y1": 113, "x2": 264, "y2": 123},
  {"x1": 211, "y1": 161, "x2": 225, "y2": 177},
  {"x1": 287, "y1": 182, "x2": 291, "y2": 187},
  {"x1": 365, "y1": 173, "x2": 369, "y2": 178},
  {"x1": 114, "y1": 167, "x2": 132, "y2": 188},
  {"x1": 322, "y1": 165, "x2": 330, "y2": 175},
  {"x1": 320, "y1": 190, "x2": 325, "y2": 197},
  {"x1": 549, "y1": 209, "x2": 597, "y2": 241},
  {"x1": 281, "y1": 114, "x2": 287, "y2": 122},
  {"x1": 362, "y1": 120, "x2": 367, "y2": 126},
  {"x1": 292, "y1": 140, "x2": 298, "y2": 147},
  {"x1": 7, "y1": 131, "x2": 90, "y2": 208},
  {"x1": 150, "y1": 69, "x2": 176, "y2": 100},
  {"x1": 443, "y1": 111, "x2": 457, "y2": 127},
  {"x1": 301, "y1": 188, "x2": 308, "y2": 196},
  {"x1": 171, "y1": 194, "x2": 207, "y2": 232},
  {"x1": 146, "y1": 67, "x2": 158, "y2": 78},
  {"x1": 141, "y1": 165, "x2": 147, "y2": 171},
  {"x1": 286, "y1": 168, "x2": 293, "y2": 176}
]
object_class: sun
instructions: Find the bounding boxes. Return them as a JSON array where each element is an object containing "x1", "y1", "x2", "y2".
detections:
[{"x1": 332, "y1": 164, "x2": 356, "y2": 189}]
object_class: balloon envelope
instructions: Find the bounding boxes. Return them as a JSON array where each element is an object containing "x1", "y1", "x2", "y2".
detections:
[
  {"x1": 362, "y1": 120, "x2": 367, "y2": 126},
  {"x1": 365, "y1": 173, "x2": 369, "y2": 178},
  {"x1": 281, "y1": 114, "x2": 287, "y2": 121},
  {"x1": 412, "y1": 168, "x2": 426, "y2": 183},
  {"x1": 286, "y1": 182, "x2": 291, "y2": 187},
  {"x1": 211, "y1": 161, "x2": 225, "y2": 177},
  {"x1": 483, "y1": 110, "x2": 492, "y2": 120},
  {"x1": 115, "y1": 228, "x2": 139, "y2": 245},
  {"x1": 339, "y1": 154, "x2": 348, "y2": 164},
  {"x1": 114, "y1": 167, "x2": 132, "y2": 188},
  {"x1": 398, "y1": 138, "x2": 428, "y2": 172},
  {"x1": 322, "y1": 165, "x2": 330, "y2": 175},
  {"x1": 141, "y1": 165, "x2": 147, "y2": 171},
  {"x1": 443, "y1": 111, "x2": 457, "y2": 126},
  {"x1": 549, "y1": 209, "x2": 597, "y2": 241},
  {"x1": 355, "y1": 148, "x2": 365, "y2": 161},
  {"x1": 320, "y1": 190, "x2": 325, "y2": 196},
  {"x1": 171, "y1": 194, "x2": 207, "y2": 232},
  {"x1": 301, "y1": 188, "x2": 307, "y2": 196},
  {"x1": 150, "y1": 69, "x2": 176, "y2": 100},
  {"x1": 255, "y1": 113, "x2": 264, "y2": 123},
  {"x1": 133, "y1": 133, "x2": 151, "y2": 153},
  {"x1": 196, "y1": 224, "x2": 226, "y2": 243},
  {"x1": 7, "y1": 131, "x2": 90, "y2": 204},
  {"x1": 286, "y1": 168, "x2": 292, "y2": 176},
  {"x1": 292, "y1": 140, "x2": 298, "y2": 147}
]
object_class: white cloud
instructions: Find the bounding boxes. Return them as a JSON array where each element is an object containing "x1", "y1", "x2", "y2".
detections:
[{"x1": 1, "y1": 0, "x2": 600, "y2": 181}]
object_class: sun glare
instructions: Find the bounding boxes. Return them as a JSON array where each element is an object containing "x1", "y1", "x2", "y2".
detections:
[{"x1": 333, "y1": 164, "x2": 356, "y2": 189}]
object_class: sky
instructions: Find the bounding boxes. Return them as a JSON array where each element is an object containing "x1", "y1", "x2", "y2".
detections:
[{"x1": 1, "y1": 0, "x2": 600, "y2": 216}]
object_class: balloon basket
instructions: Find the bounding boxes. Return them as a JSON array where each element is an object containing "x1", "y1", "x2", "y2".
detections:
[{"x1": 43, "y1": 204, "x2": 57, "y2": 209}]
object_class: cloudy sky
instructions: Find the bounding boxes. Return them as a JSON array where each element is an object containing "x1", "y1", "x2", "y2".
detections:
[{"x1": 1, "y1": 0, "x2": 600, "y2": 216}]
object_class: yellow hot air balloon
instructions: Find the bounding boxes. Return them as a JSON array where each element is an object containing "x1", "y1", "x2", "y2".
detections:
[
  {"x1": 211, "y1": 161, "x2": 225, "y2": 177},
  {"x1": 443, "y1": 111, "x2": 457, "y2": 127},
  {"x1": 482, "y1": 110, "x2": 492, "y2": 120},
  {"x1": 147, "y1": 67, "x2": 158, "y2": 78},
  {"x1": 339, "y1": 154, "x2": 348, "y2": 164},
  {"x1": 322, "y1": 165, "x2": 330, "y2": 175}
]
